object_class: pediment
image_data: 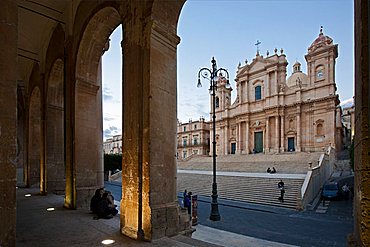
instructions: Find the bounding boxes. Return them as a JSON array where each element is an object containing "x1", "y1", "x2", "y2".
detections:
[
  {"x1": 249, "y1": 60, "x2": 266, "y2": 73},
  {"x1": 237, "y1": 58, "x2": 271, "y2": 77}
]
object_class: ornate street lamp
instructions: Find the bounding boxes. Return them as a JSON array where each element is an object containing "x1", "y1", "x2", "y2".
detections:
[{"x1": 197, "y1": 57, "x2": 230, "y2": 221}]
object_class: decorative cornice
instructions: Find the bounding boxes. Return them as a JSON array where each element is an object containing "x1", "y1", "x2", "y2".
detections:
[
  {"x1": 76, "y1": 78, "x2": 100, "y2": 95},
  {"x1": 151, "y1": 20, "x2": 180, "y2": 52}
]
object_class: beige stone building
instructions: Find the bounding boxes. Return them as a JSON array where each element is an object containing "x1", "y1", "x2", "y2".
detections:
[
  {"x1": 103, "y1": 135, "x2": 123, "y2": 154},
  {"x1": 177, "y1": 118, "x2": 210, "y2": 159},
  {"x1": 342, "y1": 103, "x2": 355, "y2": 142},
  {"x1": 211, "y1": 29, "x2": 343, "y2": 155}
]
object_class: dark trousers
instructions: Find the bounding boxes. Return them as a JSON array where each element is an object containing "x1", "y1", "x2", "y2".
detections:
[{"x1": 279, "y1": 190, "x2": 285, "y2": 202}]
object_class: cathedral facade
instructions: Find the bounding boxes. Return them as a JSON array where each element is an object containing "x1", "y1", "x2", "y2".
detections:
[{"x1": 211, "y1": 29, "x2": 343, "y2": 155}]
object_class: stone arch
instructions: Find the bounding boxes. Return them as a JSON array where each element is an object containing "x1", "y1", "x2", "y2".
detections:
[
  {"x1": 46, "y1": 59, "x2": 65, "y2": 193},
  {"x1": 74, "y1": 5, "x2": 121, "y2": 207},
  {"x1": 28, "y1": 87, "x2": 42, "y2": 187},
  {"x1": 70, "y1": 0, "x2": 186, "y2": 241}
]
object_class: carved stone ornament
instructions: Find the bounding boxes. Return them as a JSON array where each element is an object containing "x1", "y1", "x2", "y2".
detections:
[{"x1": 279, "y1": 84, "x2": 285, "y2": 92}]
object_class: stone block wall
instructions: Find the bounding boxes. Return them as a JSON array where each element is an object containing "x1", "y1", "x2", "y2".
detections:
[{"x1": 0, "y1": 0, "x2": 17, "y2": 246}]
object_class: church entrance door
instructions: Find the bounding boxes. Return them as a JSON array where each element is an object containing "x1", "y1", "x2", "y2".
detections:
[
  {"x1": 288, "y1": 137, "x2": 295, "y2": 152},
  {"x1": 231, "y1": 143, "x2": 236, "y2": 154},
  {"x1": 254, "y1": 131, "x2": 263, "y2": 153}
]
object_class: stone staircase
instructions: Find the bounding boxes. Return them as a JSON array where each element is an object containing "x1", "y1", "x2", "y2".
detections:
[
  {"x1": 178, "y1": 152, "x2": 322, "y2": 174},
  {"x1": 177, "y1": 173, "x2": 304, "y2": 210}
]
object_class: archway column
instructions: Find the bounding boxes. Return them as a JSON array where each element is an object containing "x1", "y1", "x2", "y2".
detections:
[
  {"x1": 40, "y1": 74, "x2": 47, "y2": 194},
  {"x1": 64, "y1": 39, "x2": 76, "y2": 209},
  {"x1": 354, "y1": 0, "x2": 370, "y2": 245},
  {"x1": 120, "y1": 14, "x2": 182, "y2": 240},
  {"x1": 0, "y1": 0, "x2": 17, "y2": 244}
]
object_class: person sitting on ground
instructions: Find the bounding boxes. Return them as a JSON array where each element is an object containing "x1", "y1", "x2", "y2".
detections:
[
  {"x1": 271, "y1": 167, "x2": 276, "y2": 174},
  {"x1": 106, "y1": 191, "x2": 118, "y2": 216},
  {"x1": 90, "y1": 188, "x2": 104, "y2": 214},
  {"x1": 267, "y1": 167, "x2": 271, "y2": 173},
  {"x1": 96, "y1": 192, "x2": 115, "y2": 219}
]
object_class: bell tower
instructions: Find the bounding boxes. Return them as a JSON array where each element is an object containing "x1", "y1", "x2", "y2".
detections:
[
  {"x1": 305, "y1": 27, "x2": 338, "y2": 95},
  {"x1": 213, "y1": 73, "x2": 233, "y2": 113}
]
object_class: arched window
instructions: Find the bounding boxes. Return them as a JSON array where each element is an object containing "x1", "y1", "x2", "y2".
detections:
[
  {"x1": 255, "y1": 86, "x2": 262, "y2": 100},
  {"x1": 316, "y1": 65, "x2": 325, "y2": 81},
  {"x1": 317, "y1": 123, "x2": 323, "y2": 136},
  {"x1": 215, "y1": 97, "x2": 220, "y2": 108}
]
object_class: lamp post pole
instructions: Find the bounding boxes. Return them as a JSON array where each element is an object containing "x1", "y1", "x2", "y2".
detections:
[{"x1": 197, "y1": 57, "x2": 230, "y2": 221}]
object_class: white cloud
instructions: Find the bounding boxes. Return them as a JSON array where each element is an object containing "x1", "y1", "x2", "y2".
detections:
[
  {"x1": 103, "y1": 87, "x2": 114, "y2": 102},
  {"x1": 340, "y1": 97, "x2": 354, "y2": 108}
]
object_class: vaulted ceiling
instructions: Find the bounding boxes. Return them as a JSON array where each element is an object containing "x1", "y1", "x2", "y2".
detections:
[{"x1": 17, "y1": 0, "x2": 69, "y2": 83}]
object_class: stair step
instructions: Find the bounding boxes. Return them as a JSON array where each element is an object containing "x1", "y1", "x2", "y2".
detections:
[{"x1": 178, "y1": 173, "x2": 304, "y2": 210}]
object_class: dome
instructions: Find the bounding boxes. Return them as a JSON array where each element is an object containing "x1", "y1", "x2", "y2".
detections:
[
  {"x1": 308, "y1": 27, "x2": 333, "y2": 52},
  {"x1": 287, "y1": 62, "x2": 308, "y2": 88}
]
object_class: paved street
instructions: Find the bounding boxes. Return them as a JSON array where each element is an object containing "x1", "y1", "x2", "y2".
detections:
[
  {"x1": 193, "y1": 196, "x2": 353, "y2": 247},
  {"x1": 105, "y1": 179, "x2": 353, "y2": 247}
]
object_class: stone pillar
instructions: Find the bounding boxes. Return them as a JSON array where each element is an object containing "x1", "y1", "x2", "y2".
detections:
[
  {"x1": 275, "y1": 116, "x2": 279, "y2": 152},
  {"x1": 280, "y1": 116, "x2": 285, "y2": 152},
  {"x1": 0, "y1": 0, "x2": 17, "y2": 245},
  {"x1": 245, "y1": 81, "x2": 249, "y2": 102},
  {"x1": 274, "y1": 71, "x2": 278, "y2": 93},
  {"x1": 121, "y1": 20, "x2": 151, "y2": 240},
  {"x1": 40, "y1": 74, "x2": 47, "y2": 194},
  {"x1": 246, "y1": 121, "x2": 250, "y2": 154},
  {"x1": 266, "y1": 74, "x2": 270, "y2": 98},
  {"x1": 224, "y1": 125, "x2": 228, "y2": 155},
  {"x1": 46, "y1": 59, "x2": 65, "y2": 194},
  {"x1": 353, "y1": 1, "x2": 370, "y2": 245},
  {"x1": 237, "y1": 122, "x2": 242, "y2": 154},
  {"x1": 265, "y1": 118, "x2": 269, "y2": 153},
  {"x1": 64, "y1": 38, "x2": 76, "y2": 209},
  {"x1": 121, "y1": 8, "x2": 183, "y2": 239},
  {"x1": 73, "y1": 9, "x2": 108, "y2": 209},
  {"x1": 296, "y1": 110, "x2": 301, "y2": 152},
  {"x1": 96, "y1": 60, "x2": 104, "y2": 187}
]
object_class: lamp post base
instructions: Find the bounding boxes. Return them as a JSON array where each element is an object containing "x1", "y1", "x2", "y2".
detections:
[
  {"x1": 209, "y1": 183, "x2": 221, "y2": 221},
  {"x1": 209, "y1": 202, "x2": 221, "y2": 221}
]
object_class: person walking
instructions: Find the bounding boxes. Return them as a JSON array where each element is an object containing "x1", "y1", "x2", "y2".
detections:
[
  {"x1": 278, "y1": 180, "x2": 285, "y2": 202},
  {"x1": 342, "y1": 183, "x2": 350, "y2": 200},
  {"x1": 184, "y1": 191, "x2": 192, "y2": 215}
]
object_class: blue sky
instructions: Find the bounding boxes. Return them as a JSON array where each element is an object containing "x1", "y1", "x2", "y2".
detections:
[{"x1": 102, "y1": 0, "x2": 354, "y2": 139}]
